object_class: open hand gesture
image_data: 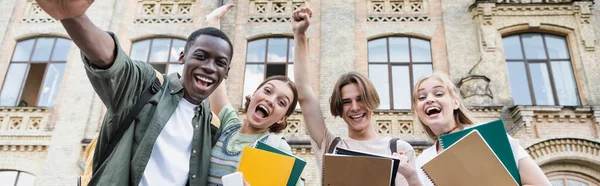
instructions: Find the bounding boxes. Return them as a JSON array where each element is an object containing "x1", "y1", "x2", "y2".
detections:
[
  {"x1": 205, "y1": 3, "x2": 235, "y2": 26},
  {"x1": 291, "y1": 7, "x2": 312, "y2": 35}
]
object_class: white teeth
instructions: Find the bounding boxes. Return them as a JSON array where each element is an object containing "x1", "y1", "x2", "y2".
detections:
[
  {"x1": 350, "y1": 114, "x2": 364, "y2": 119},
  {"x1": 195, "y1": 75, "x2": 214, "y2": 83},
  {"x1": 258, "y1": 105, "x2": 270, "y2": 115},
  {"x1": 425, "y1": 107, "x2": 441, "y2": 115}
]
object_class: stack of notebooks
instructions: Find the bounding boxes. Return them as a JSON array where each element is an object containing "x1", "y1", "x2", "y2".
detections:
[
  {"x1": 422, "y1": 119, "x2": 522, "y2": 186},
  {"x1": 322, "y1": 147, "x2": 400, "y2": 186},
  {"x1": 237, "y1": 141, "x2": 306, "y2": 186}
]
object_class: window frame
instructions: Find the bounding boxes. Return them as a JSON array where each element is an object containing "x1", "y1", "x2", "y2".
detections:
[
  {"x1": 130, "y1": 37, "x2": 186, "y2": 74},
  {"x1": 1, "y1": 37, "x2": 69, "y2": 107},
  {"x1": 0, "y1": 169, "x2": 36, "y2": 186},
  {"x1": 504, "y1": 33, "x2": 580, "y2": 106},
  {"x1": 242, "y1": 37, "x2": 295, "y2": 107},
  {"x1": 367, "y1": 36, "x2": 433, "y2": 110},
  {"x1": 244, "y1": 37, "x2": 294, "y2": 79}
]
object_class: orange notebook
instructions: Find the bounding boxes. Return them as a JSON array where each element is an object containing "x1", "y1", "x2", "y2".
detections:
[
  {"x1": 422, "y1": 130, "x2": 518, "y2": 186},
  {"x1": 237, "y1": 146, "x2": 295, "y2": 186}
]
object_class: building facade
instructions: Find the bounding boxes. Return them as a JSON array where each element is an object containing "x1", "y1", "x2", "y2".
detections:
[{"x1": 0, "y1": 0, "x2": 599, "y2": 185}]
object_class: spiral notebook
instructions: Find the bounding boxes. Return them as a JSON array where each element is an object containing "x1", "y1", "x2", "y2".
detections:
[
  {"x1": 439, "y1": 119, "x2": 521, "y2": 185},
  {"x1": 422, "y1": 130, "x2": 518, "y2": 186}
]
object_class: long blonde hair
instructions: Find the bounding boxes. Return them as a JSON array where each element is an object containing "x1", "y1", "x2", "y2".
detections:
[{"x1": 411, "y1": 72, "x2": 477, "y2": 140}]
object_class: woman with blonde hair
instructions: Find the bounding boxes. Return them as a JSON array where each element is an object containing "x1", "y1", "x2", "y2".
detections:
[{"x1": 412, "y1": 72, "x2": 551, "y2": 186}]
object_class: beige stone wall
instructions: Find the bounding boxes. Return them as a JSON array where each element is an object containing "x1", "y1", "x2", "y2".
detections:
[{"x1": 0, "y1": 0, "x2": 599, "y2": 185}]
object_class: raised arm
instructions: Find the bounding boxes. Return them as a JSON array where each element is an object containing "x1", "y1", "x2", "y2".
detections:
[
  {"x1": 292, "y1": 8, "x2": 328, "y2": 146},
  {"x1": 206, "y1": 4, "x2": 235, "y2": 115},
  {"x1": 35, "y1": 1, "x2": 115, "y2": 68}
]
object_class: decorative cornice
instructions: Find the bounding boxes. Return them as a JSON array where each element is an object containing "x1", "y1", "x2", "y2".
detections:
[{"x1": 525, "y1": 138, "x2": 600, "y2": 163}]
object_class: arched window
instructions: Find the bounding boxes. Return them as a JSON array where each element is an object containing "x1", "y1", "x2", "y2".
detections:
[
  {"x1": 0, "y1": 37, "x2": 71, "y2": 107},
  {"x1": 368, "y1": 37, "x2": 433, "y2": 110},
  {"x1": 0, "y1": 170, "x2": 36, "y2": 185},
  {"x1": 548, "y1": 172, "x2": 599, "y2": 186},
  {"x1": 502, "y1": 33, "x2": 579, "y2": 106},
  {"x1": 242, "y1": 37, "x2": 294, "y2": 106},
  {"x1": 130, "y1": 37, "x2": 186, "y2": 75}
]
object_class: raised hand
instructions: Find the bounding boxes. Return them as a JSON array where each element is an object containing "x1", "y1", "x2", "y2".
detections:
[
  {"x1": 291, "y1": 7, "x2": 312, "y2": 35},
  {"x1": 205, "y1": 3, "x2": 235, "y2": 27},
  {"x1": 35, "y1": 0, "x2": 94, "y2": 20}
]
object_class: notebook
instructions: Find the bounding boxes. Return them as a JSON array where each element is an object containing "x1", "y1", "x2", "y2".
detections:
[
  {"x1": 255, "y1": 141, "x2": 306, "y2": 186},
  {"x1": 423, "y1": 130, "x2": 518, "y2": 186},
  {"x1": 439, "y1": 119, "x2": 521, "y2": 185},
  {"x1": 335, "y1": 147, "x2": 400, "y2": 186},
  {"x1": 237, "y1": 146, "x2": 295, "y2": 186},
  {"x1": 323, "y1": 154, "x2": 395, "y2": 186}
]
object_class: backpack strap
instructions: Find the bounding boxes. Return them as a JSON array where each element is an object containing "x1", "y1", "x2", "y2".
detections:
[
  {"x1": 327, "y1": 137, "x2": 341, "y2": 154},
  {"x1": 96, "y1": 75, "x2": 166, "y2": 170},
  {"x1": 389, "y1": 138, "x2": 399, "y2": 154}
]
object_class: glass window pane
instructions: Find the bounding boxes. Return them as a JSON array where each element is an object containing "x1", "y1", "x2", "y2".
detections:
[
  {"x1": 12, "y1": 39, "x2": 35, "y2": 61},
  {"x1": 368, "y1": 38, "x2": 388, "y2": 62},
  {"x1": 31, "y1": 38, "x2": 56, "y2": 61},
  {"x1": 545, "y1": 35, "x2": 569, "y2": 59},
  {"x1": 287, "y1": 64, "x2": 294, "y2": 82},
  {"x1": 392, "y1": 66, "x2": 410, "y2": 109},
  {"x1": 522, "y1": 33, "x2": 547, "y2": 59},
  {"x1": 167, "y1": 64, "x2": 184, "y2": 75},
  {"x1": 288, "y1": 39, "x2": 294, "y2": 62},
  {"x1": 551, "y1": 61, "x2": 579, "y2": 105},
  {"x1": 412, "y1": 64, "x2": 433, "y2": 86},
  {"x1": 502, "y1": 35, "x2": 524, "y2": 60},
  {"x1": 550, "y1": 180, "x2": 564, "y2": 186},
  {"x1": 0, "y1": 64, "x2": 28, "y2": 106},
  {"x1": 389, "y1": 37, "x2": 409, "y2": 62},
  {"x1": 266, "y1": 64, "x2": 286, "y2": 77},
  {"x1": 149, "y1": 38, "x2": 171, "y2": 62},
  {"x1": 51, "y1": 38, "x2": 72, "y2": 61},
  {"x1": 506, "y1": 62, "x2": 532, "y2": 105},
  {"x1": 169, "y1": 39, "x2": 185, "y2": 62},
  {"x1": 247, "y1": 39, "x2": 267, "y2": 62},
  {"x1": 411, "y1": 38, "x2": 432, "y2": 62},
  {"x1": 151, "y1": 64, "x2": 167, "y2": 74},
  {"x1": 369, "y1": 65, "x2": 390, "y2": 109},
  {"x1": 267, "y1": 38, "x2": 288, "y2": 62},
  {"x1": 131, "y1": 40, "x2": 151, "y2": 62},
  {"x1": 566, "y1": 180, "x2": 588, "y2": 186},
  {"x1": 0, "y1": 171, "x2": 18, "y2": 186},
  {"x1": 243, "y1": 64, "x2": 265, "y2": 106},
  {"x1": 15, "y1": 172, "x2": 35, "y2": 186},
  {"x1": 529, "y1": 63, "x2": 554, "y2": 105},
  {"x1": 37, "y1": 63, "x2": 66, "y2": 107}
]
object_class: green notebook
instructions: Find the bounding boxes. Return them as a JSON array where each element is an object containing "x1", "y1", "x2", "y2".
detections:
[
  {"x1": 439, "y1": 119, "x2": 522, "y2": 186},
  {"x1": 256, "y1": 141, "x2": 306, "y2": 186}
]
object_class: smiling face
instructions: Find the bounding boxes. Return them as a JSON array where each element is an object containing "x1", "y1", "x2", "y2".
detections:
[
  {"x1": 340, "y1": 83, "x2": 373, "y2": 131},
  {"x1": 414, "y1": 78, "x2": 460, "y2": 132},
  {"x1": 246, "y1": 80, "x2": 295, "y2": 131},
  {"x1": 179, "y1": 35, "x2": 231, "y2": 104}
]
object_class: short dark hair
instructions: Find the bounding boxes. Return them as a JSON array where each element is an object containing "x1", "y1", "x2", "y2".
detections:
[{"x1": 184, "y1": 27, "x2": 234, "y2": 58}]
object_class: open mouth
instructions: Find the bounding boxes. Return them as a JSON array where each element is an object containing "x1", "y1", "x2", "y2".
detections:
[
  {"x1": 425, "y1": 106, "x2": 442, "y2": 116},
  {"x1": 194, "y1": 74, "x2": 214, "y2": 88},
  {"x1": 255, "y1": 105, "x2": 271, "y2": 119},
  {"x1": 349, "y1": 113, "x2": 366, "y2": 120}
]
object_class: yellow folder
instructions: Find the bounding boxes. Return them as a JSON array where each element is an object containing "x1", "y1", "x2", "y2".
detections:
[{"x1": 237, "y1": 146, "x2": 295, "y2": 186}]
